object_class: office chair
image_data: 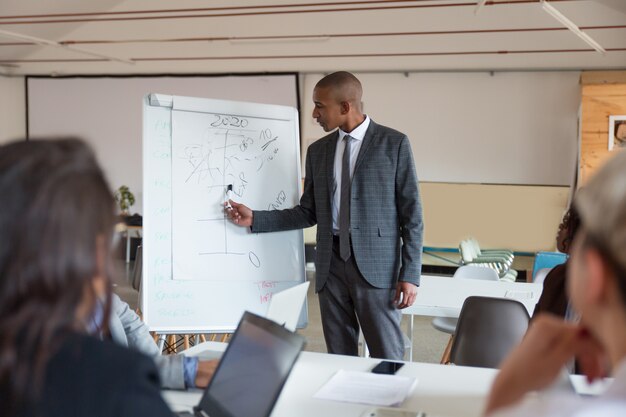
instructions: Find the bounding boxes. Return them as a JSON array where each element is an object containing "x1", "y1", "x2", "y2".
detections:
[
  {"x1": 459, "y1": 239, "x2": 517, "y2": 282},
  {"x1": 533, "y1": 267, "x2": 553, "y2": 285},
  {"x1": 449, "y1": 296, "x2": 530, "y2": 369},
  {"x1": 532, "y1": 252, "x2": 567, "y2": 281},
  {"x1": 432, "y1": 265, "x2": 499, "y2": 363}
]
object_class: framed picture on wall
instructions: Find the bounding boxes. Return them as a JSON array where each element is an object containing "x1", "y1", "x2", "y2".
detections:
[{"x1": 608, "y1": 115, "x2": 626, "y2": 151}]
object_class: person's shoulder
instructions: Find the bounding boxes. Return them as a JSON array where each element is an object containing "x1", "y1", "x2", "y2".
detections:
[
  {"x1": 543, "y1": 262, "x2": 568, "y2": 286},
  {"x1": 369, "y1": 120, "x2": 407, "y2": 142},
  {"x1": 41, "y1": 332, "x2": 167, "y2": 417},
  {"x1": 86, "y1": 333, "x2": 158, "y2": 375},
  {"x1": 307, "y1": 131, "x2": 337, "y2": 152},
  {"x1": 51, "y1": 332, "x2": 159, "y2": 388}
]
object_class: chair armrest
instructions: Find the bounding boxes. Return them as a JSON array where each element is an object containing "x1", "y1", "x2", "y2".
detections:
[{"x1": 473, "y1": 255, "x2": 513, "y2": 266}]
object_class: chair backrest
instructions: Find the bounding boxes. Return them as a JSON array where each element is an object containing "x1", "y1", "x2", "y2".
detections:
[
  {"x1": 450, "y1": 296, "x2": 530, "y2": 368},
  {"x1": 132, "y1": 245, "x2": 143, "y2": 291},
  {"x1": 468, "y1": 237, "x2": 483, "y2": 256},
  {"x1": 532, "y1": 251, "x2": 567, "y2": 279},
  {"x1": 459, "y1": 240, "x2": 476, "y2": 263},
  {"x1": 533, "y1": 267, "x2": 553, "y2": 285},
  {"x1": 453, "y1": 265, "x2": 499, "y2": 281}
]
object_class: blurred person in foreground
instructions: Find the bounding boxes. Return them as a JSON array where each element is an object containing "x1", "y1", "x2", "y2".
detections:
[
  {"x1": 485, "y1": 150, "x2": 626, "y2": 417},
  {"x1": 0, "y1": 139, "x2": 173, "y2": 417}
]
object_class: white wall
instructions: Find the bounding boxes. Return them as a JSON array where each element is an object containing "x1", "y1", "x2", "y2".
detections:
[
  {"x1": 28, "y1": 75, "x2": 298, "y2": 214},
  {"x1": 0, "y1": 76, "x2": 26, "y2": 144},
  {"x1": 302, "y1": 71, "x2": 580, "y2": 186},
  {"x1": 25, "y1": 72, "x2": 578, "y2": 251},
  {"x1": 299, "y1": 71, "x2": 578, "y2": 251}
]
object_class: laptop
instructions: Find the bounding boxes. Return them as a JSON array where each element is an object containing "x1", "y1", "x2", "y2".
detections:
[
  {"x1": 177, "y1": 311, "x2": 305, "y2": 417},
  {"x1": 265, "y1": 281, "x2": 310, "y2": 332}
]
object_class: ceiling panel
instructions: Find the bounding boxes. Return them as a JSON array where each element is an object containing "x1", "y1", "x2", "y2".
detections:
[{"x1": 0, "y1": 0, "x2": 624, "y2": 74}]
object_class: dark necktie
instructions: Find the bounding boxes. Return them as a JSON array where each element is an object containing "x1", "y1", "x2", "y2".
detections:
[{"x1": 340, "y1": 135, "x2": 352, "y2": 261}]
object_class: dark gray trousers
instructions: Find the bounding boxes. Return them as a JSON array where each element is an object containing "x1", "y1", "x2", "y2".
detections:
[{"x1": 318, "y1": 238, "x2": 404, "y2": 360}]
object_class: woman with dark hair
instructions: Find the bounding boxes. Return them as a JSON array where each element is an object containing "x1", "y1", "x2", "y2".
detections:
[
  {"x1": 0, "y1": 139, "x2": 172, "y2": 417},
  {"x1": 532, "y1": 206, "x2": 581, "y2": 319}
]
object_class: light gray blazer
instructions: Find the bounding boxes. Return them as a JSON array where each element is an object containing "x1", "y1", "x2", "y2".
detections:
[
  {"x1": 109, "y1": 294, "x2": 186, "y2": 389},
  {"x1": 252, "y1": 120, "x2": 423, "y2": 291}
]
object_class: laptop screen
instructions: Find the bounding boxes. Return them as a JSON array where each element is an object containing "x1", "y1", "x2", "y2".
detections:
[
  {"x1": 198, "y1": 312, "x2": 305, "y2": 417},
  {"x1": 265, "y1": 282, "x2": 309, "y2": 332}
]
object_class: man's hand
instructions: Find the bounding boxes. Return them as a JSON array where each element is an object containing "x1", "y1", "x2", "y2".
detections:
[
  {"x1": 393, "y1": 281, "x2": 418, "y2": 309},
  {"x1": 224, "y1": 200, "x2": 253, "y2": 227},
  {"x1": 484, "y1": 314, "x2": 607, "y2": 415},
  {"x1": 194, "y1": 359, "x2": 219, "y2": 388}
]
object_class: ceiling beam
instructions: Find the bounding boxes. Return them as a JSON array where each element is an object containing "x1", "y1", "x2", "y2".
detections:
[{"x1": 0, "y1": 29, "x2": 135, "y2": 64}]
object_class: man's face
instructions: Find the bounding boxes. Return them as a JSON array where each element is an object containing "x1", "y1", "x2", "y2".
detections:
[{"x1": 312, "y1": 87, "x2": 344, "y2": 132}]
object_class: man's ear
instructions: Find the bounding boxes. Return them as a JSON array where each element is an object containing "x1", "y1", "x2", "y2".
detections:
[
  {"x1": 585, "y1": 247, "x2": 610, "y2": 305},
  {"x1": 340, "y1": 101, "x2": 350, "y2": 115}
]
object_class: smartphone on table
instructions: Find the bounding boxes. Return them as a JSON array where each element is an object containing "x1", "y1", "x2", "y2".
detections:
[{"x1": 371, "y1": 360, "x2": 404, "y2": 375}]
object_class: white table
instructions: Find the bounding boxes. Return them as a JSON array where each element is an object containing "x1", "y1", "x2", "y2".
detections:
[
  {"x1": 406, "y1": 275, "x2": 542, "y2": 317},
  {"x1": 402, "y1": 275, "x2": 543, "y2": 361},
  {"x1": 165, "y1": 351, "x2": 497, "y2": 417},
  {"x1": 164, "y1": 350, "x2": 609, "y2": 417}
]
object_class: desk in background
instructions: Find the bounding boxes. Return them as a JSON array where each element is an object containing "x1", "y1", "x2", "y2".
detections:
[
  {"x1": 406, "y1": 275, "x2": 542, "y2": 318},
  {"x1": 402, "y1": 275, "x2": 543, "y2": 361}
]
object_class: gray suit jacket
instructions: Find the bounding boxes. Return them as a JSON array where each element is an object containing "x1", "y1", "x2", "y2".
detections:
[
  {"x1": 109, "y1": 294, "x2": 186, "y2": 389},
  {"x1": 252, "y1": 120, "x2": 423, "y2": 291}
]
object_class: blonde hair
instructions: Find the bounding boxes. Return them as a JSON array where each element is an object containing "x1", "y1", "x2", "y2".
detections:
[{"x1": 575, "y1": 150, "x2": 626, "y2": 275}]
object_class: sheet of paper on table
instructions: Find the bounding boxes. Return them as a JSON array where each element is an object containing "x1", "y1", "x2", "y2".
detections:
[{"x1": 314, "y1": 370, "x2": 418, "y2": 407}]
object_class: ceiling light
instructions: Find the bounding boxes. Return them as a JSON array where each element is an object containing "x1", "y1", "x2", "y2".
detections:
[
  {"x1": 475, "y1": 0, "x2": 488, "y2": 15},
  {"x1": 541, "y1": 0, "x2": 606, "y2": 55}
]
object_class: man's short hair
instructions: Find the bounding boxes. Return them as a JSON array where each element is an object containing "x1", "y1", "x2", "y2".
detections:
[
  {"x1": 314, "y1": 71, "x2": 363, "y2": 110},
  {"x1": 316, "y1": 71, "x2": 362, "y2": 92}
]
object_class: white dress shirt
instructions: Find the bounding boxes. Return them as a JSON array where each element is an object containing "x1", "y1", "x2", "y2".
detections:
[
  {"x1": 492, "y1": 360, "x2": 626, "y2": 417},
  {"x1": 332, "y1": 115, "x2": 370, "y2": 234}
]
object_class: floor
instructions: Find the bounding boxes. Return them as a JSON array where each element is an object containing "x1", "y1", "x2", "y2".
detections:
[
  {"x1": 114, "y1": 261, "x2": 450, "y2": 364},
  {"x1": 296, "y1": 270, "x2": 451, "y2": 363}
]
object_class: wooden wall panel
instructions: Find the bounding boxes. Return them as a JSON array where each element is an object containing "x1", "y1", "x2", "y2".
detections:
[{"x1": 580, "y1": 80, "x2": 626, "y2": 185}]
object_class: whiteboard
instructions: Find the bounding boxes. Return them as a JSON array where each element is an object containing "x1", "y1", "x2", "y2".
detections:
[{"x1": 143, "y1": 93, "x2": 306, "y2": 332}]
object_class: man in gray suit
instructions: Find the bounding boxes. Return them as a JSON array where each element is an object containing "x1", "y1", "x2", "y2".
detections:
[{"x1": 227, "y1": 72, "x2": 423, "y2": 360}]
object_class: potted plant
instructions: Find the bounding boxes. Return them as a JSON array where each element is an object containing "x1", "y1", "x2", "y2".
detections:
[{"x1": 114, "y1": 185, "x2": 135, "y2": 216}]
